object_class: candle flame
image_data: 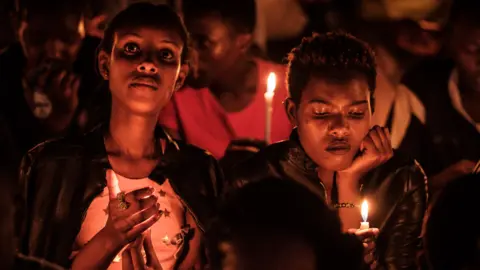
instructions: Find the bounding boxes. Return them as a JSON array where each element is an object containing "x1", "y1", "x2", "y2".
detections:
[
  {"x1": 361, "y1": 200, "x2": 368, "y2": 222},
  {"x1": 267, "y1": 72, "x2": 276, "y2": 94}
]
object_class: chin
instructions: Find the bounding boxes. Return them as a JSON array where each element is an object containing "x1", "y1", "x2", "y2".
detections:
[
  {"x1": 315, "y1": 155, "x2": 354, "y2": 172},
  {"x1": 123, "y1": 101, "x2": 163, "y2": 116}
]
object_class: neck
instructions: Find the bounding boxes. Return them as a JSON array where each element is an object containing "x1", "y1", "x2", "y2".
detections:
[
  {"x1": 108, "y1": 101, "x2": 158, "y2": 159},
  {"x1": 211, "y1": 57, "x2": 256, "y2": 96},
  {"x1": 317, "y1": 167, "x2": 335, "y2": 191}
]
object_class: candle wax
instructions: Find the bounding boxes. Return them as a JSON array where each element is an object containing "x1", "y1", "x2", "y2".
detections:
[
  {"x1": 360, "y1": 222, "x2": 370, "y2": 230},
  {"x1": 264, "y1": 92, "x2": 274, "y2": 144}
]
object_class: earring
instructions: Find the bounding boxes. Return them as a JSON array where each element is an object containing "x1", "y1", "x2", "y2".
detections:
[{"x1": 103, "y1": 70, "x2": 109, "y2": 79}]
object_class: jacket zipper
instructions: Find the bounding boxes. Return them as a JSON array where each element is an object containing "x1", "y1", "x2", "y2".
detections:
[
  {"x1": 168, "y1": 179, "x2": 205, "y2": 233},
  {"x1": 319, "y1": 181, "x2": 328, "y2": 202}
]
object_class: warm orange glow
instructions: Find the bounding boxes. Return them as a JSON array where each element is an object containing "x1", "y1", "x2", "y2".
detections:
[
  {"x1": 361, "y1": 200, "x2": 368, "y2": 222},
  {"x1": 266, "y1": 72, "x2": 276, "y2": 97}
]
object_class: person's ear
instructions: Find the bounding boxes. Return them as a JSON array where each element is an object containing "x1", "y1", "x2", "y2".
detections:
[
  {"x1": 175, "y1": 64, "x2": 189, "y2": 90},
  {"x1": 285, "y1": 98, "x2": 299, "y2": 127},
  {"x1": 10, "y1": 8, "x2": 25, "y2": 34},
  {"x1": 77, "y1": 14, "x2": 86, "y2": 39},
  {"x1": 11, "y1": 9, "x2": 27, "y2": 42},
  {"x1": 235, "y1": 33, "x2": 253, "y2": 54},
  {"x1": 97, "y1": 50, "x2": 110, "y2": 80}
]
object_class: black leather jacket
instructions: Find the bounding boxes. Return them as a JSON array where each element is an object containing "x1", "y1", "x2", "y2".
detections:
[
  {"x1": 228, "y1": 131, "x2": 428, "y2": 270},
  {"x1": 15, "y1": 124, "x2": 223, "y2": 268}
]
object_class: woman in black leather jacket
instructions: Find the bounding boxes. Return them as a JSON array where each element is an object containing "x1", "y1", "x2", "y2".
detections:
[
  {"x1": 15, "y1": 4, "x2": 222, "y2": 269},
  {"x1": 229, "y1": 32, "x2": 428, "y2": 269}
]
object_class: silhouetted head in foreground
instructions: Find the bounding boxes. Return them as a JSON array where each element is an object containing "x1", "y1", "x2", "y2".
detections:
[{"x1": 208, "y1": 178, "x2": 364, "y2": 269}]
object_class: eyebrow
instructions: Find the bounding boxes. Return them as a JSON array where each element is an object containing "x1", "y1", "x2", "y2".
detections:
[
  {"x1": 119, "y1": 33, "x2": 181, "y2": 48},
  {"x1": 308, "y1": 99, "x2": 368, "y2": 106}
]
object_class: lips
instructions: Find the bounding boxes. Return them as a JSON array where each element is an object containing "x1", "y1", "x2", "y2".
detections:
[
  {"x1": 130, "y1": 77, "x2": 159, "y2": 91},
  {"x1": 326, "y1": 141, "x2": 351, "y2": 155}
]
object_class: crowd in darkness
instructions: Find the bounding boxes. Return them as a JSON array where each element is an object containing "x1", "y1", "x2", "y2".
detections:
[{"x1": 0, "y1": 0, "x2": 479, "y2": 269}]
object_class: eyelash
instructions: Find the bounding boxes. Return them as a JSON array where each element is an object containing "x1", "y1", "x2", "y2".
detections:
[
  {"x1": 123, "y1": 43, "x2": 177, "y2": 62},
  {"x1": 159, "y1": 49, "x2": 175, "y2": 61},
  {"x1": 124, "y1": 42, "x2": 140, "y2": 55},
  {"x1": 348, "y1": 112, "x2": 365, "y2": 119},
  {"x1": 313, "y1": 111, "x2": 365, "y2": 119}
]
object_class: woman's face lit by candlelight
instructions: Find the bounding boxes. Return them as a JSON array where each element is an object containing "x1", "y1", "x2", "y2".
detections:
[{"x1": 98, "y1": 27, "x2": 188, "y2": 116}]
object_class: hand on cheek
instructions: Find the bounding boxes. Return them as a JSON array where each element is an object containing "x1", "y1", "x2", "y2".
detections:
[{"x1": 339, "y1": 126, "x2": 394, "y2": 179}]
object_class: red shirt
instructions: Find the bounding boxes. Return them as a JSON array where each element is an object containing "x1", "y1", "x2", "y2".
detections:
[{"x1": 159, "y1": 59, "x2": 292, "y2": 159}]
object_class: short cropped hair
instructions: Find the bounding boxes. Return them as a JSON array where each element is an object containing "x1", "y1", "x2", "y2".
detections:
[
  {"x1": 182, "y1": 0, "x2": 256, "y2": 34},
  {"x1": 99, "y1": 2, "x2": 190, "y2": 65},
  {"x1": 287, "y1": 32, "x2": 377, "y2": 106}
]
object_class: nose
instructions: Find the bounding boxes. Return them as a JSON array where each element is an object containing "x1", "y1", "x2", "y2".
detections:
[
  {"x1": 137, "y1": 62, "x2": 158, "y2": 74},
  {"x1": 328, "y1": 115, "x2": 350, "y2": 138}
]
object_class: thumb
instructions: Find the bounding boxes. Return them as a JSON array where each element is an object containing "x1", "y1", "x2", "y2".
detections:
[
  {"x1": 144, "y1": 230, "x2": 162, "y2": 269},
  {"x1": 106, "y1": 169, "x2": 121, "y2": 199},
  {"x1": 347, "y1": 228, "x2": 358, "y2": 234}
]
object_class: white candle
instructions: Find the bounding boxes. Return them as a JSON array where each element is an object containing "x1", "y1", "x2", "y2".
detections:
[
  {"x1": 265, "y1": 72, "x2": 276, "y2": 144},
  {"x1": 360, "y1": 199, "x2": 370, "y2": 230}
]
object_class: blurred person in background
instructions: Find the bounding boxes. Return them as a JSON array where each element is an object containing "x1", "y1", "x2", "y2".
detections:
[
  {"x1": 403, "y1": 0, "x2": 480, "y2": 193},
  {"x1": 423, "y1": 173, "x2": 480, "y2": 270},
  {"x1": 0, "y1": 0, "x2": 102, "y2": 158},
  {"x1": 0, "y1": 0, "x2": 16, "y2": 53},
  {"x1": 335, "y1": 0, "x2": 450, "y2": 182},
  {"x1": 209, "y1": 178, "x2": 366, "y2": 270},
  {"x1": 0, "y1": 166, "x2": 14, "y2": 270},
  {"x1": 159, "y1": 0, "x2": 292, "y2": 163},
  {"x1": 84, "y1": 0, "x2": 127, "y2": 39},
  {"x1": 0, "y1": 113, "x2": 19, "y2": 170}
]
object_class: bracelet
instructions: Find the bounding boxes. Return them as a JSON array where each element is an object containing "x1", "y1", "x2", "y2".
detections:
[{"x1": 333, "y1": 203, "x2": 356, "y2": 209}]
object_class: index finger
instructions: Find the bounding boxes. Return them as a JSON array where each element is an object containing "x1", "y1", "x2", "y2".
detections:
[
  {"x1": 125, "y1": 187, "x2": 155, "y2": 202},
  {"x1": 106, "y1": 169, "x2": 121, "y2": 199},
  {"x1": 362, "y1": 135, "x2": 377, "y2": 153},
  {"x1": 144, "y1": 230, "x2": 162, "y2": 268},
  {"x1": 355, "y1": 228, "x2": 379, "y2": 240}
]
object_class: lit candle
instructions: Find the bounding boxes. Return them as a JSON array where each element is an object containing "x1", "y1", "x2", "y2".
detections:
[
  {"x1": 265, "y1": 72, "x2": 277, "y2": 144},
  {"x1": 360, "y1": 199, "x2": 370, "y2": 230}
]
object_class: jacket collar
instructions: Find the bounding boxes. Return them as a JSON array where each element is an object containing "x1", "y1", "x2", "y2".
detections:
[
  {"x1": 287, "y1": 129, "x2": 318, "y2": 175},
  {"x1": 84, "y1": 122, "x2": 180, "y2": 183}
]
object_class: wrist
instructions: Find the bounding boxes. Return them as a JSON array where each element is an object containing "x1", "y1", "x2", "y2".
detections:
[
  {"x1": 97, "y1": 228, "x2": 123, "y2": 254},
  {"x1": 336, "y1": 172, "x2": 361, "y2": 190}
]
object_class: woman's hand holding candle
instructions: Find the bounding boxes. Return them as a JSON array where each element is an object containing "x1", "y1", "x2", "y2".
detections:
[{"x1": 348, "y1": 228, "x2": 379, "y2": 269}]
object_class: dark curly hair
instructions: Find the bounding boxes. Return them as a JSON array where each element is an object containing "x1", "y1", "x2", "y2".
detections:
[
  {"x1": 99, "y1": 2, "x2": 190, "y2": 65},
  {"x1": 287, "y1": 32, "x2": 377, "y2": 108}
]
